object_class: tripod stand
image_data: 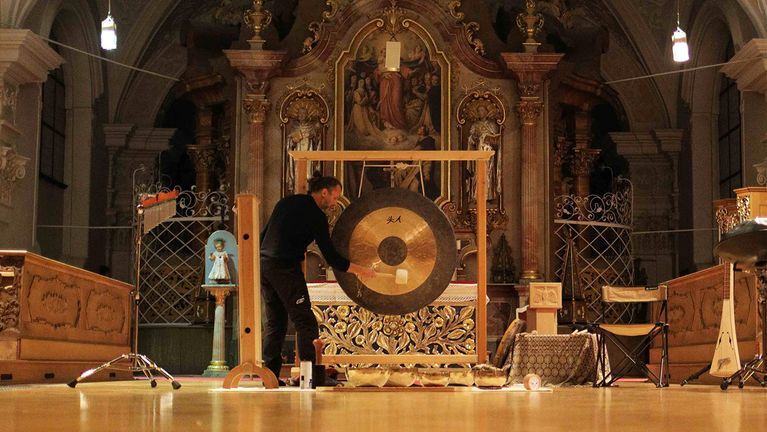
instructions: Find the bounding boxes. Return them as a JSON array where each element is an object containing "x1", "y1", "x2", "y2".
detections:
[
  {"x1": 721, "y1": 266, "x2": 767, "y2": 389},
  {"x1": 68, "y1": 201, "x2": 181, "y2": 389}
]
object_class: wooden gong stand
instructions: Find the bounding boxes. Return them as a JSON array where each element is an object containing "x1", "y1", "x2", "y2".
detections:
[
  {"x1": 290, "y1": 150, "x2": 493, "y2": 365},
  {"x1": 223, "y1": 194, "x2": 280, "y2": 389}
]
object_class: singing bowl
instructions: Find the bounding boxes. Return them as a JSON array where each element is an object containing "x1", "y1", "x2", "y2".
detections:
[
  {"x1": 448, "y1": 368, "x2": 475, "y2": 386},
  {"x1": 418, "y1": 368, "x2": 451, "y2": 387},
  {"x1": 385, "y1": 367, "x2": 419, "y2": 387},
  {"x1": 332, "y1": 188, "x2": 456, "y2": 315},
  {"x1": 473, "y1": 366, "x2": 508, "y2": 388},
  {"x1": 346, "y1": 367, "x2": 391, "y2": 387}
]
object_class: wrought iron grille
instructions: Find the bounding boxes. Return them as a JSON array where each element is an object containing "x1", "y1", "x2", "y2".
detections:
[
  {"x1": 553, "y1": 179, "x2": 636, "y2": 323},
  {"x1": 136, "y1": 185, "x2": 231, "y2": 325}
]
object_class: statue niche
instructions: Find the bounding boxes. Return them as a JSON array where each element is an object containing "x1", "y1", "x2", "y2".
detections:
[
  {"x1": 279, "y1": 83, "x2": 330, "y2": 196},
  {"x1": 456, "y1": 83, "x2": 507, "y2": 210}
]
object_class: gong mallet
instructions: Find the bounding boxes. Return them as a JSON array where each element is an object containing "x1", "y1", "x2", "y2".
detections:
[{"x1": 372, "y1": 268, "x2": 409, "y2": 285}]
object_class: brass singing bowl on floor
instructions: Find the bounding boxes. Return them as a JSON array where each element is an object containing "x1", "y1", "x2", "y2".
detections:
[
  {"x1": 385, "y1": 367, "x2": 419, "y2": 387},
  {"x1": 448, "y1": 368, "x2": 475, "y2": 386},
  {"x1": 345, "y1": 368, "x2": 391, "y2": 387},
  {"x1": 332, "y1": 188, "x2": 456, "y2": 315},
  {"x1": 419, "y1": 368, "x2": 451, "y2": 387},
  {"x1": 473, "y1": 366, "x2": 508, "y2": 388}
]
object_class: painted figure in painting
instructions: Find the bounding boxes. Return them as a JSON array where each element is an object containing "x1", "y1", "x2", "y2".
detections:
[
  {"x1": 466, "y1": 104, "x2": 501, "y2": 202},
  {"x1": 208, "y1": 239, "x2": 231, "y2": 283},
  {"x1": 391, "y1": 126, "x2": 437, "y2": 199},
  {"x1": 342, "y1": 32, "x2": 443, "y2": 199}
]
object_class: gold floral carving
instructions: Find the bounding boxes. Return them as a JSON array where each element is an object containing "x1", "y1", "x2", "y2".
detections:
[
  {"x1": 737, "y1": 195, "x2": 751, "y2": 221},
  {"x1": 27, "y1": 275, "x2": 80, "y2": 329},
  {"x1": 313, "y1": 304, "x2": 476, "y2": 360},
  {"x1": 302, "y1": 1, "x2": 339, "y2": 54},
  {"x1": 243, "y1": 95, "x2": 270, "y2": 124},
  {"x1": 378, "y1": 0, "x2": 409, "y2": 37},
  {"x1": 85, "y1": 290, "x2": 126, "y2": 334},
  {"x1": 516, "y1": 99, "x2": 544, "y2": 126},
  {"x1": 0, "y1": 266, "x2": 20, "y2": 334},
  {"x1": 446, "y1": 1, "x2": 486, "y2": 56}
]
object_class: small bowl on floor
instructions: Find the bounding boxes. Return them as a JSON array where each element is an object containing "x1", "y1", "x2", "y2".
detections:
[
  {"x1": 473, "y1": 366, "x2": 508, "y2": 388},
  {"x1": 448, "y1": 368, "x2": 474, "y2": 386},
  {"x1": 386, "y1": 367, "x2": 419, "y2": 387},
  {"x1": 419, "y1": 368, "x2": 450, "y2": 387},
  {"x1": 346, "y1": 368, "x2": 391, "y2": 387}
]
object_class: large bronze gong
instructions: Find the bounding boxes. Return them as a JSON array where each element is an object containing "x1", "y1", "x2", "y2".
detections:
[{"x1": 332, "y1": 188, "x2": 456, "y2": 315}]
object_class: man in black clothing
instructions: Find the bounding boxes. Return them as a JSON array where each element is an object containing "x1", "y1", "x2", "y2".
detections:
[{"x1": 260, "y1": 174, "x2": 375, "y2": 380}]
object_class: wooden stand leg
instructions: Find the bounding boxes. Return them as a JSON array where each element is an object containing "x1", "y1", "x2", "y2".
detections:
[{"x1": 223, "y1": 194, "x2": 279, "y2": 389}]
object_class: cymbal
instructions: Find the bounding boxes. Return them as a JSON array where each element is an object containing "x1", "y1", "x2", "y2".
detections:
[
  {"x1": 332, "y1": 188, "x2": 456, "y2": 315},
  {"x1": 714, "y1": 218, "x2": 767, "y2": 267}
]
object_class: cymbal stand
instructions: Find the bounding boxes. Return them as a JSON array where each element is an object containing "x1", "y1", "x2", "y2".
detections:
[
  {"x1": 68, "y1": 201, "x2": 181, "y2": 389},
  {"x1": 721, "y1": 266, "x2": 767, "y2": 390}
]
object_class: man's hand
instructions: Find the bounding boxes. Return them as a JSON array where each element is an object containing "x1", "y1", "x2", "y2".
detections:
[{"x1": 348, "y1": 263, "x2": 376, "y2": 278}]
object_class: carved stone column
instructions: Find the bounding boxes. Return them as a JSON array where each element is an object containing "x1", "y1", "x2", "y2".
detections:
[
  {"x1": 225, "y1": 50, "x2": 286, "y2": 197},
  {"x1": 722, "y1": 39, "x2": 767, "y2": 187},
  {"x1": 0, "y1": 30, "x2": 62, "y2": 234},
  {"x1": 187, "y1": 144, "x2": 218, "y2": 194},
  {"x1": 502, "y1": 52, "x2": 563, "y2": 281},
  {"x1": 180, "y1": 73, "x2": 225, "y2": 194}
]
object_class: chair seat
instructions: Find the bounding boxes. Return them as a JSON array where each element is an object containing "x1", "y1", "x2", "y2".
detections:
[{"x1": 600, "y1": 323, "x2": 659, "y2": 337}]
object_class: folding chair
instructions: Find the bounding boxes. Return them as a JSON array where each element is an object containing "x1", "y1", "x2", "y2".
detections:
[{"x1": 594, "y1": 285, "x2": 670, "y2": 387}]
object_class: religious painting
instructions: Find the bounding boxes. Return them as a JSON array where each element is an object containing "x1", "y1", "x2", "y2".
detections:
[
  {"x1": 335, "y1": 9, "x2": 451, "y2": 203},
  {"x1": 456, "y1": 83, "x2": 506, "y2": 209},
  {"x1": 279, "y1": 83, "x2": 330, "y2": 196}
]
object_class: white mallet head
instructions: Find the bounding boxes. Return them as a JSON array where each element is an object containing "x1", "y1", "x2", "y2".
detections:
[{"x1": 395, "y1": 268, "x2": 409, "y2": 285}]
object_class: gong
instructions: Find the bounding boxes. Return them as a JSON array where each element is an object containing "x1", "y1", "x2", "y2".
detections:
[{"x1": 332, "y1": 188, "x2": 456, "y2": 315}]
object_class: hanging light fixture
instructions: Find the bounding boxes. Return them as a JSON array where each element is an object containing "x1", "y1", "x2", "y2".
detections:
[
  {"x1": 672, "y1": 0, "x2": 689, "y2": 62},
  {"x1": 101, "y1": 0, "x2": 117, "y2": 50}
]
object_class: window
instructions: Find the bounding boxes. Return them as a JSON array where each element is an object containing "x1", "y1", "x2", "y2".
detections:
[
  {"x1": 40, "y1": 66, "x2": 66, "y2": 186},
  {"x1": 717, "y1": 41, "x2": 741, "y2": 199}
]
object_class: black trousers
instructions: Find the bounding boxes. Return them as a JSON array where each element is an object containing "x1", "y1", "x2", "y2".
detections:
[{"x1": 261, "y1": 258, "x2": 318, "y2": 379}]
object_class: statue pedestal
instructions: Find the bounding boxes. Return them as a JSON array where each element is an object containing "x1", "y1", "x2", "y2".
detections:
[{"x1": 202, "y1": 284, "x2": 236, "y2": 377}]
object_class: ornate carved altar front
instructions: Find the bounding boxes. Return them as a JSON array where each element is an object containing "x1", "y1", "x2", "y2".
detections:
[
  {"x1": 309, "y1": 282, "x2": 480, "y2": 364},
  {"x1": 0, "y1": 251, "x2": 132, "y2": 384}
]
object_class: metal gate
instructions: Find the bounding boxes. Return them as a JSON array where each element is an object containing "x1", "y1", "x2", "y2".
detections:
[
  {"x1": 136, "y1": 185, "x2": 231, "y2": 325},
  {"x1": 553, "y1": 179, "x2": 636, "y2": 323}
]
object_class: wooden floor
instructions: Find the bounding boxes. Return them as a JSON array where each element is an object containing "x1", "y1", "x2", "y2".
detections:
[{"x1": 1, "y1": 379, "x2": 766, "y2": 431}]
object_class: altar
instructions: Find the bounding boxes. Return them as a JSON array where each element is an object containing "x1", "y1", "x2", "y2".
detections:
[{"x1": 308, "y1": 282, "x2": 482, "y2": 365}]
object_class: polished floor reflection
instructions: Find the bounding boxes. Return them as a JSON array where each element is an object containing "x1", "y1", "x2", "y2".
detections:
[{"x1": 1, "y1": 379, "x2": 766, "y2": 432}]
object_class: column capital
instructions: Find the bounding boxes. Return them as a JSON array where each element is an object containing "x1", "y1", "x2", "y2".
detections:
[
  {"x1": 187, "y1": 144, "x2": 218, "y2": 173},
  {"x1": 516, "y1": 98, "x2": 544, "y2": 126},
  {"x1": 242, "y1": 94, "x2": 270, "y2": 124},
  {"x1": 721, "y1": 39, "x2": 767, "y2": 95},
  {"x1": 571, "y1": 148, "x2": 601, "y2": 177},
  {"x1": 0, "y1": 29, "x2": 63, "y2": 86}
]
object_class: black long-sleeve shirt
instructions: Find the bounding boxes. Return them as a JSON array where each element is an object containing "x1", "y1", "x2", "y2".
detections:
[{"x1": 260, "y1": 194, "x2": 350, "y2": 272}]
